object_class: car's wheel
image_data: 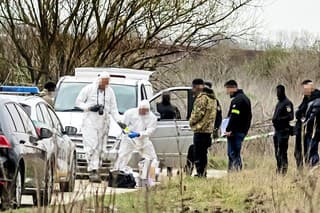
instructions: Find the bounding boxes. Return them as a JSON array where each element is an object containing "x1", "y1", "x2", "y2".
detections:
[
  {"x1": 60, "y1": 156, "x2": 76, "y2": 192},
  {"x1": 13, "y1": 168, "x2": 22, "y2": 208},
  {"x1": 0, "y1": 167, "x2": 22, "y2": 210},
  {"x1": 33, "y1": 163, "x2": 53, "y2": 206}
]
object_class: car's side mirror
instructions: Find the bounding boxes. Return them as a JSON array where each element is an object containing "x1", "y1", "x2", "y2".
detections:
[
  {"x1": 39, "y1": 128, "x2": 53, "y2": 139},
  {"x1": 154, "y1": 112, "x2": 161, "y2": 121},
  {"x1": 64, "y1": 126, "x2": 78, "y2": 135}
]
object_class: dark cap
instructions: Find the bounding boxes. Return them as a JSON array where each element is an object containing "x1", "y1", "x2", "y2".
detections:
[
  {"x1": 192, "y1": 78, "x2": 204, "y2": 86},
  {"x1": 44, "y1": 82, "x2": 56, "y2": 92},
  {"x1": 224, "y1": 80, "x2": 238, "y2": 88},
  {"x1": 205, "y1": 80, "x2": 212, "y2": 88}
]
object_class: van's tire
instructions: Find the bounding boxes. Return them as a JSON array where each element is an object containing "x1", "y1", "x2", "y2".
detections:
[
  {"x1": 0, "y1": 167, "x2": 22, "y2": 210},
  {"x1": 33, "y1": 163, "x2": 53, "y2": 206},
  {"x1": 60, "y1": 156, "x2": 76, "y2": 192}
]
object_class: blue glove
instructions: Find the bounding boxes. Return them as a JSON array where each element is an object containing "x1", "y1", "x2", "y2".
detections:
[{"x1": 128, "y1": 131, "x2": 140, "y2": 139}]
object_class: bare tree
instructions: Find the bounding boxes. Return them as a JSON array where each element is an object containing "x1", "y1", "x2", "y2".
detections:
[{"x1": 0, "y1": 0, "x2": 259, "y2": 84}]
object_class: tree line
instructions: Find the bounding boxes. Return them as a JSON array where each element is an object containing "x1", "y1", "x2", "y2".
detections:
[{"x1": 0, "y1": 0, "x2": 258, "y2": 85}]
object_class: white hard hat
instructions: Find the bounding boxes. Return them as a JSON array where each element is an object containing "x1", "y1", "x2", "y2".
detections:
[
  {"x1": 138, "y1": 100, "x2": 150, "y2": 110},
  {"x1": 98, "y1": 72, "x2": 110, "y2": 79}
]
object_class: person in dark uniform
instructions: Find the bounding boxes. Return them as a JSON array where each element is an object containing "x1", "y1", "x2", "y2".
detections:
[
  {"x1": 272, "y1": 85, "x2": 294, "y2": 175},
  {"x1": 305, "y1": 96, "x2": 320, "y2": 167},
  {"x1": 295, "y1": 80, "x2": 320, "y2": 168},
  {"x1": 204, "y1": 81, "x2": 222, "y2": 139},
  {"x1": 156, "y1": 92, "x2": 181, "y2": 120},
  {"x1": 224, "y1": 80, "x2": 252, "y2": 171}
]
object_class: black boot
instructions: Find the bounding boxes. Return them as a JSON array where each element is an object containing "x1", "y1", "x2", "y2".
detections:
[{"x1": 89, "y1": 170, "x2": 101, "y2": 183}]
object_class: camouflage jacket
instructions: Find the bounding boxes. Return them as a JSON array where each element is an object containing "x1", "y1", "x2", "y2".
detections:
[{"x1": 189, "y1": 92, "x2": 217, "y2": 133}]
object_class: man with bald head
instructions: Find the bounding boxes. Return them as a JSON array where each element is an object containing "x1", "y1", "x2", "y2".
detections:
[{"x1": 76, "y1": 72, "x2": 121, "y2": 182}]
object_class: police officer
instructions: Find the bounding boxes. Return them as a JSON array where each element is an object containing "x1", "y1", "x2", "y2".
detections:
[
  {"x1": 204, "y1": 81, "x2": 222, "y2": 139},
  {"x1": 295, "y1": 80, "x2": 320, "y2": 168},
  {"x1": 189, "y1": 78, "x2": 217, "y2": 177},
  {"x1": 156, "y1": 92, "x2": 181, "y2": 120},
  {"x1": 272, "y1": 85, "x2": 293, "y2": 174},
  {"x1": 224, "y1": 80, "x2": 252, "y2": 171},
  {"x1": 42, "y1": 81, "x2": 56, "y2": 107}
]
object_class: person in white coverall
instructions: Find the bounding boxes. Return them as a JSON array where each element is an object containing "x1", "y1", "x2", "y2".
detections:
[
  {"x1": 76, "y1": 72, "x2": 121, "y2": 182},
  {"x1": 114, "y1": 100, "x2": 158, "y2": 172}
]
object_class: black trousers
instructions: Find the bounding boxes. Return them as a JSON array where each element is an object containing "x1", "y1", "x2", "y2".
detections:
[
  {"x1": 294, "y1": 121, "x2": 304, "y2": 169},
  {"x1": 185, "y1": 144, "x2": 195, "y2": 175},
  {"x1": 193, "y1": 133, "x2": 212, "y2": 176},
  {"x1": 274, "y1": 130, "x2": 289, "y2": 174}
]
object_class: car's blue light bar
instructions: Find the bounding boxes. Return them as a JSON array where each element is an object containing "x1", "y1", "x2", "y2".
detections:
[{"x1": 0, "y1": 86, "x2": 40, "y2": 94}]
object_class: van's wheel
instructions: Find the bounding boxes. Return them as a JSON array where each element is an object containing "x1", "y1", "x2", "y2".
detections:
[
  {"x1": 0, "y1": 167, "x2": 22, "y2": 210},
  {"x1": 33, "y1": 163, "x2": 53, "y2": 206},
  {"x1": 60, "y1": 156, "x2": 76, "y2": 192}
]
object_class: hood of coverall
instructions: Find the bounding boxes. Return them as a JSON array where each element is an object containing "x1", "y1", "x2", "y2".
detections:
[{"x1": 138, "y1": 100, "x2": 151, "y2": 117}]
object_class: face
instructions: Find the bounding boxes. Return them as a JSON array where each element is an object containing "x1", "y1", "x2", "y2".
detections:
[
  {"x1": 225, "y1": 87, "x2": 237, "y2": 96},
  {"x1": 139, "y1": 108, "x2": 149, "y2": 116},
  {"x1": 99, "y1": 78, "x2": 110, "y2": 89},
  {"x1": 303, "y1": 84, "x2": 314, "y2": 96},
  {"x1": 192, "y1": 85, "x2": 204, "y2": 95}
]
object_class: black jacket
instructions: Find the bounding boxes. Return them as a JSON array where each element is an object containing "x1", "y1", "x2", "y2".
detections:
[
  {"x1": 272, "y1": 97, "x2": 294, "y2": 131},
  {"x1": 156, "y1": 103, "x2": 181, "y2": 120},
  {"x1": 296, "y1": 89, "x2": 320, "y2": 120},
  {"x1": 226, "y1": 89, "x2": 252, "y2": 134},
  {"x1": 305, "y1": 98, "x2": 320, "y2": 141}
]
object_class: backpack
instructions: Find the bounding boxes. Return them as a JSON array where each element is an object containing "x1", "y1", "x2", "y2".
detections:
[
  {"x1": 214, "y1": 99, "x2": 222, "y2": 129},
  {"x1": 108, "y1": 170, "x2": 136, "y2": 188}
]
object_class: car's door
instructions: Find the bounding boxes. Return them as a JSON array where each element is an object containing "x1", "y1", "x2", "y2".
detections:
[
  {"x1": 149, "y1": 87, "x2": 194, "y2": 168},
  {"x1": 5, "y1": 103, "x2": 47, "y2": 188},
  {"x1": 46, "y1": 105, "x2": 70, "y2": 177}
]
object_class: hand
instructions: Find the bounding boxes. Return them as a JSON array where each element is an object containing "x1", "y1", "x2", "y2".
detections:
[
  {"x1": 117, "y1": 122, "x2": 127, "y2": 129},
  {"x1": 89, "y1": 105, "x2": 100, "y2": 112},
  {"x1": 128, "y1": 131, "x2": 140, "y2": 139},
  {"x1": 212, "y1": 129, "x2": 219, "y2": 139},
  {"x1": 225, "y1": 132, "x2": 232, "y2": 137}
]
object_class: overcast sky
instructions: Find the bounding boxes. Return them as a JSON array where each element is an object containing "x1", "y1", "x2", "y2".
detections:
[{"x1": 261, "y1": 0, "x2": 320, "y2": 38}]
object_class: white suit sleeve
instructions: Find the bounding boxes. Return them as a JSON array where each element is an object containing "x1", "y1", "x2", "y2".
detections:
[
  {"x1": 140, "y1": 115, "x2": 157, "y2": 137},
  {"x1": 109, "y1": 88, "x2": 121, "y2": 122},
  {"x1": 122, "y1": 110, "x2": 130, "y2": 125},
  {"x1": 75, "y1": 86, "x2": 91, "y2": 112}
]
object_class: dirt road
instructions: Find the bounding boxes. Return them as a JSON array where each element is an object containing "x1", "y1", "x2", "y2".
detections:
[{"x1": 19, "y1": 169, "x2": 227, "y2": 207}]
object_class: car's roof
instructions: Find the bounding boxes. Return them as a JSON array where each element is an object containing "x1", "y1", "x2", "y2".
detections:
[
  {"x1": 0, "y1": 94, "x2": 46, "y2": 107},
  {"x1": 75, "y1": 67, "x2": 153, "y2": 81},
  {"x1": 59, "y1": 76, "x2": 150, "y2": 86}
]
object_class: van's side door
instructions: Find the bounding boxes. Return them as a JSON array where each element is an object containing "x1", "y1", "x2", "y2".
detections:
[{"x1": 149, "y1": 87, "x2": 193, "y2": 168}]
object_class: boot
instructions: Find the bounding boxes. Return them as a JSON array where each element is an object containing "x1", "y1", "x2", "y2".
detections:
[{"x1": 89, "y1": 170, "x2": 101, "y2": 183}]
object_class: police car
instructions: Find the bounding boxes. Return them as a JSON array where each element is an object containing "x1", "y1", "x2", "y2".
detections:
[
  {"x1": 54, "y1": 68, "x2": 194, "y2": 175},
  {"x1": 0, "y1": 86, "x2": 77, "y2": 193},
  {"x1": 0, "y1": 90, "x2": 54, "y2": 208}
]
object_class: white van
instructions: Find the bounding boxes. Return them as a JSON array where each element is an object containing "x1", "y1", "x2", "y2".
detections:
[{"x1": 54, "y1": 67, "x2": 193, "y2": 177}]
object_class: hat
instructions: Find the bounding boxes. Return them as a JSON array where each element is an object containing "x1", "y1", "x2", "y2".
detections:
[
  {"x1": 44, "y1": 82, "x2": 56, "y2": 91},
  {"x1": 139, "y1": 100, "x2": 150, "y2": 109},
  {"x1": 204, "y1": 80, "x2": 213, "y2": 88},
  {"x1": 98, "y1": 72, "x2": 110, "y2": 79}
]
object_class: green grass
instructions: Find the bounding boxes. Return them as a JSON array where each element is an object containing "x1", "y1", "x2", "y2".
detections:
[{"x1": 6, "y1": 138, "x2": 320, "y2": 212}]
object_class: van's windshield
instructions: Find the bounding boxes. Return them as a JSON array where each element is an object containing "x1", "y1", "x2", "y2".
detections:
[{"x1": 54, "y1": 82, "x2": 137, "y2": 114}]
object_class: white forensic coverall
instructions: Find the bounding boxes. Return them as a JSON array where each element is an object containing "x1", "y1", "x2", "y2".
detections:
[
  {"x1": 114, "y1": 101, "x2": 158, "y2": 170},
  {"x1": 76, "y1": 78, "x2": 121, "y2": 172}
]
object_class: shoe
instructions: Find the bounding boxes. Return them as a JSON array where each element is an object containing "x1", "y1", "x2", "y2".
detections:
[{"x1": 89, "y1": 170, "x2": 101, "y2": 183}]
